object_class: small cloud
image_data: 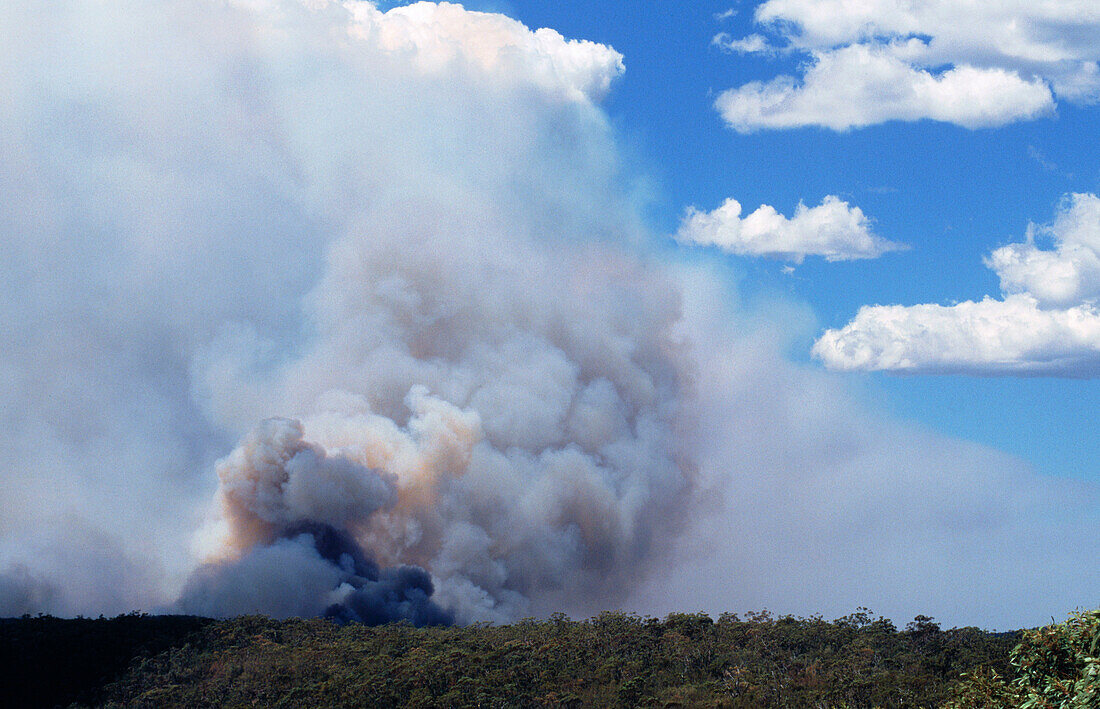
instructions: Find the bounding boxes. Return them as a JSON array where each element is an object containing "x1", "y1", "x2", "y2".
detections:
[
  {"x1": 675, "y1": 195, "x2": 906, "y2": 262},
  {"x1": 712, "y1": 32, "x2": 772, "y2": 55},
  {"x1": 713, "y1": 2, "x2": 1095, "y2": 131},
  {"x1": 985, "y1": 193, "x2": 1100, "y2": 307},
  {"x1": 714, "y1": 8, "x2": 737, "y2": 22},
  {"x1": 1027, "y1": 145, "x2": 1058, "y2": 172}
]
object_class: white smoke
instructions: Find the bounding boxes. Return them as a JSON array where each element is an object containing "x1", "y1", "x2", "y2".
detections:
[
  {"x1": 188, "y1": 223, "x2": 697, "y2": 622},
  {"x1": 0, "y1": 0, "x2": 692, "y2": 624},
  {"x1": 197, "y1": 417, "x2": 397, "y2": 556}
]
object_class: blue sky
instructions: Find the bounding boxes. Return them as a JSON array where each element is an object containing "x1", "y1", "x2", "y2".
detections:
[{"x1": 463, "y1": 0, "x2": 1100, "y2": 482}]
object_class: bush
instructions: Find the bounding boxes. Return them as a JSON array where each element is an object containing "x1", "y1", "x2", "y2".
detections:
[{"x1": 945, "y1": 609, "x2": 1100, "y2": 709}]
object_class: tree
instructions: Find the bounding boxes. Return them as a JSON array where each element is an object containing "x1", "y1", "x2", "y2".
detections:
[{"x1": 945, "y1": 608, "x2": 1100, "y2": 709}]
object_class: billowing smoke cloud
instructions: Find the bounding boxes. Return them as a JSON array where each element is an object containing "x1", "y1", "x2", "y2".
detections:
[
  {"x1": 184, "y1": 214, "x2": 696, "y2": 623},
  {"x1": 1, "y1": 0, "x2": 1098, "y2": 630},
  {"x1": 0, "y1": 0, "x2": 692, "y2": 625},
  {"x1": 178, "y1": 521, "x2": 452, "y2": 625},
  {"x1": 173, "y1": 418, "x2": 451, "y2": 624},
  {"x1": 204, "y1": 418, "x2": 398, "y2": 557}
]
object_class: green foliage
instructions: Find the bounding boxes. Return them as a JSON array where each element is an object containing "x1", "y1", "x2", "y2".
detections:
[
  {"x1": 1014, "y1": 609, "x2": 1100, "y2": 708},
  {"x1": 944, "y1": 609, "x2": 1100, "y2": 709},
  {"x1": 53, "y1": 609, "x2": 1018, "y2": 708},
  {"x1": 19, "y1": 608, "x2": 1084, "y2": 708},
  {"x1": 942, "y1": 667, "x2": 1026, "y2": 708}
]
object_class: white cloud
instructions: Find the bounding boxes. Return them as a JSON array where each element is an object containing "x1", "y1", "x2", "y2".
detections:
[
  {"x1": 717, "y1": 0, "x2": 1100, "y2": 130},
  {"x1": 987, "y1": 193, "x2": 1100, "y2": 307},
  {"x1": 814, "y1": 295, "x2": 1100, "y2": 375},
  {"x1": 718, "y1": 44, "x2": 1054, "y2": 132},
  {"x1": 814, "y1": 194, "x2": 1100, "y2": 375},
  {"x1": 753, "y1": 0, "x2": 1100, "y2": 63},
  {"x1": 676, "y1": 195, "x2": 905, "y2": 262},
  {"x1": 712, "y1": 32, "x2": 771, "y2": 55}
]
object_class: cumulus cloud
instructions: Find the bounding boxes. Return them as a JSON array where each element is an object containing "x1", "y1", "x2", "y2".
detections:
[
  {"x1": 716, "y1": 0, "x2": 1100, "y2": 130},
  {"x1": 676, "y1": 195, "x2": 904, "y2": 262},
  {"x1": 718, "y1": 44, "x2": 1054, "y2": 132},
  {"x1": 987, "y1": 193, "x2": 1100, "y2": 307},
  {"x1": 814, "y1": 295, "x2": 1100, "y2": 376},
  {"x1": 815, "y1": 194, "x2": 1100, "y2": 375}
]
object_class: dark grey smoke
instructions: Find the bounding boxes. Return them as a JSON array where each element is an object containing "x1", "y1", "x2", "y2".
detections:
[
  {"x1": 0, "y1": 566, "x2": 58, "y2": 617},
  {"x1": 176, "y1": 521, "x2": 450, "y2": 625},
  {"x1": 173, "y1": 418, "x2": 451, "y2": 625},
  {"x1": 302, "y1": 524, "x2": 452, "y2": 626}
]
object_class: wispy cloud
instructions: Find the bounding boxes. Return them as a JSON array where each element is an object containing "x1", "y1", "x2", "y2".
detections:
[{"x1": 712, "y1": 32, "x2": 774, "y2": 55}]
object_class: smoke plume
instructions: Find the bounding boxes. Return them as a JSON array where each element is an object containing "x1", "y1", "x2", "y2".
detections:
[
  {"x1": 183, "y1": 221, "x2": 697, "y2": 623},
  {"x1": 172, "y1": 418, "x2": 448, "y2": 624}
]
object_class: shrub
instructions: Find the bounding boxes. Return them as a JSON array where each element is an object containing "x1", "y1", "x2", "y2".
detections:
[{"x1": 945, "y1": 609, "x2": 1100, "y2": 709}]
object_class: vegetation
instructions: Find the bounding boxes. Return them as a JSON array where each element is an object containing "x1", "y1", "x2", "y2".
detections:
[
  {"x1": 2, "y1": 608, "x2": 1025, "y2": 708},
  {"x1": 4, "y1": 607, "x2": 1094, "y2": 708},
  {"x1": 945, "y1": 609, "x2": 1100, "y2": 709},
  {"x1": 0, "y1": 613, "x2": 212, "y2": 708}
]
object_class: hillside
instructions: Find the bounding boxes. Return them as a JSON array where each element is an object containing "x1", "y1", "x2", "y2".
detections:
[{"x1": 2, "y1": 610, "x2": 1020, "y2": 708}]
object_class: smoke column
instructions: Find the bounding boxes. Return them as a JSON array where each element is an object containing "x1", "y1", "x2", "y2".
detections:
[
  {"x1": 180, "y1": 205, "x2": 698, "y2": 623},
  {"x1": 0, "y1": 0, "x2": 696, "y2": 624}
]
